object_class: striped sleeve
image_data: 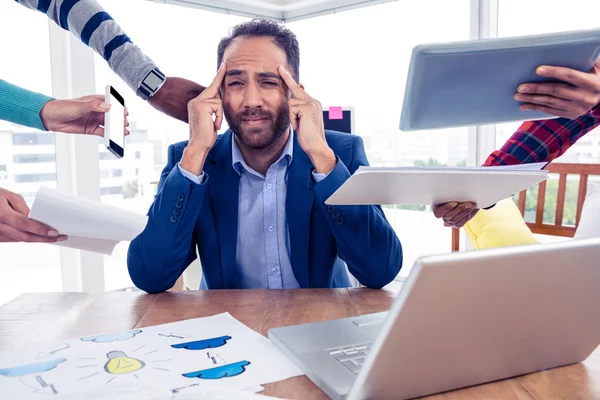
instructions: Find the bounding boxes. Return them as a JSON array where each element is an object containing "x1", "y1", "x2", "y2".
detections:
[
  {"x1": 484, "y1": 105, "x2": 600, "y2": 166},
  {"x1": 15, "y1": 0, "x2": 158, "y2": 95}
]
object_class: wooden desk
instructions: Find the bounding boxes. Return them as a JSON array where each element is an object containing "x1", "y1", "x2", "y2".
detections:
[{"x1": 1, "y1": 289, "x2": 599, "y2": 399}]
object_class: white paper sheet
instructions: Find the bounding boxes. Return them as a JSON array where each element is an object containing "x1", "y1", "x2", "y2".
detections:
[
  {"x1": 0, "y1": 313, "x2": 302, "y2": 399},
  {"x1": 326, "y1": 164, "x2": 549, "y2": 208},
  {"x1": 28, "y1": 186, "x2": 148, "y2": 255}
]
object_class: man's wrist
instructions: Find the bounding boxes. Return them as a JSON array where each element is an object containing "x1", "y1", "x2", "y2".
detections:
[
  {"x1": 180, "y1": 146, "x2": 209, "y2": 176},
  {"x1": 308, "y1": 145, "x2": 336, "y2": 175}
]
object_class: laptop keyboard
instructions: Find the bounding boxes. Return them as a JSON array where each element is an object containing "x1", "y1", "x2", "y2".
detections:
[{"x1": 327, "y1": 343, "x2": 372, "y2": 375}]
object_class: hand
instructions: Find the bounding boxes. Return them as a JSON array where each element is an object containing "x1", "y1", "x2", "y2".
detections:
[
  {"x1": 147, "y1": 77, "x2": 205, "y2": 123},
  {"x1": 0, "y1": 188, "x2": 67, "y2": 243},
  {"x1": 433, "y1": 202, "x2": 478, "y2": 228},
  {"x1": 180, "y1": 64, "x2": 227, "y2": 176},
  {"x1": 40, "y1": 95, "x2": 130, "y2": 137},
  {"x1": 515, "y1": 59, "x2": 600, "y2": 119},
  {"x1": 278, "y1": 65, "x2": 336, "y2": 174}
]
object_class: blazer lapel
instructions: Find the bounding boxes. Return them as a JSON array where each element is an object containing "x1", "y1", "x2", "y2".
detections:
[
  {"x1": 205, "y1": 131, "x2": 239, "y2": 289},
  {"x1": 286, "y1": 133, "x2": 315, "y2": 288}
]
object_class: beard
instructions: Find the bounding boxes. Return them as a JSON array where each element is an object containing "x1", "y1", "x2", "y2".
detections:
[{"x1": 224, "y1": 103, "x2": 290, "y2": 150}]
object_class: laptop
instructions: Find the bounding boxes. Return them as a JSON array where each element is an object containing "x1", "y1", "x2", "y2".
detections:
[
  {"x1": 399, "y1": 29, "x2": 600, "y2": 131},
  {"x1": 268, "y1": 238, "x2": 600, "y2": 400}
]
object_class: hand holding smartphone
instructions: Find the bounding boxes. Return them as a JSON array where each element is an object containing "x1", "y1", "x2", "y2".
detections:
[{"x1": 104, "y1": 85, "x2": 125, "y2": 158}]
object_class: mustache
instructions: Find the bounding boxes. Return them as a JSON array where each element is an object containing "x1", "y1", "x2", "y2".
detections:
[{"x1": 238, "y1": 108, "x2": 274, "y2": 119}]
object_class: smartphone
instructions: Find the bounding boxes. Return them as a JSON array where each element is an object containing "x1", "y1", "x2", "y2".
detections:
[{"x1": 104, "y1": 85, "x2": 125, "y2": 158}]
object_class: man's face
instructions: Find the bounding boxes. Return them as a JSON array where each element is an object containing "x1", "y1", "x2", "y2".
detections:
[{"x1": 221, "y1": 37, "x2": 291, "y2": 150}]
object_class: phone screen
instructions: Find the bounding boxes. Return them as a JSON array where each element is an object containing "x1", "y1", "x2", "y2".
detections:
[{"x1": 108, "y1": 87, "x2": 125, "y2": 147}]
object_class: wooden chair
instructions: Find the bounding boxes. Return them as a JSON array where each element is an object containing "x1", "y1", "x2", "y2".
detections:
[{"x1": 451, "y1": 163, "x2": 600, "y2": 252}]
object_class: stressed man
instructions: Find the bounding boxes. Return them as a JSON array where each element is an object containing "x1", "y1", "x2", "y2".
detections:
[{"x1": 128, "y1": 19, "x2": 402, "y2": 293}]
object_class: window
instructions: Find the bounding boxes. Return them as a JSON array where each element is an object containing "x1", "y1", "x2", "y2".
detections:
[
  {"x1": 99, "y1": 152, "x2": 117, "y2": 161},
  {"x1": 96, "y1": 0, "x2": 248, "y2": 290},
  {"x1": 100, "y1": 169, "x2": 123, "y2": 178},
  {"x1": 12, "y1": 133, "x2": 55, "y2": 146},
  {"x1": 496, "y1": 0, "x2": 600, "y2": 166},
  {"x1": 14, "y1": 173, "x2": 57, "y2": 183},
  {"x1": 496, "y1": 0, "x2": 600, "y2": 242},
  {"x1": 13, "y1": 154, "x2": 56, "y2": 163},
  {"x1": 290, "y1": 0, "x2": 470, "y2": 277},
  {"x1": 100, "y1": 186, "x2": 123, "y2": 196},
  {"x1": 0, "y1": 1, "x2": 61, "y2": 306}
]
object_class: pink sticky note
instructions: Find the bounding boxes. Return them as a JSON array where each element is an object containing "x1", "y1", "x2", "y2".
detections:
[{"x1": 328, "y1": 106, "x2": 343, "y2": 120}]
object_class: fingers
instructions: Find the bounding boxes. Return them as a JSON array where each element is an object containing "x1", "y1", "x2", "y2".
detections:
[
  {"x1": 514, "y1": 93, "x2": 572, "y2": 112},
  {"x1": 516, "y1": 83, "x2": 589, "y2": 103},
  {"x1": 536, "y1": 65, "x2": 600, "y2": 92},
  {"x1": 519, "y1": 103, "x2": 583, "y2": 119},
  {"x1": 433, "y1": 201, "x2": 477, "y2": 228},
  {"x1": 454, "y1": 209, "x2": 479, "y2": 228},
  {"x1": 214, "y1": 103, "x2": 223, "y2": 131},
  {"x1": 433, "y1": 202, "x2": 458, "y2": 219},
  {"x1": 443, "y1": 202, "x2": 476, "y2": 222},
  {"x1": 5, "y1": 191, "x2": 30, "y2": 216},
  {"x1": 278, "y1": 65, "x2": 310, "y2": 100},
  {"x1": 0, "y1": 222, "x2": 66, "y2": 243},
  {"x1": 201, "y1": 63, "x2": 227, "y2": 99},
  {"x1": 1, "y1": 210, "x2": 58, "y2": 238}
]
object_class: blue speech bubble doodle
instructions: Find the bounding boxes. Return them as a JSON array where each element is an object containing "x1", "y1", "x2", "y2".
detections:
[
  {"x1": 182, "y1": 361, "x2": 250, "y2": 380},
  {"x1": 171, "y1": 335, "x2": 231, "y2": 350},
  {"x1": 0, "y1": 358, "x2": 67, "y2": 378},
  {"x1": 81, "y1": 330, "x2": 142, "y2": 343}
]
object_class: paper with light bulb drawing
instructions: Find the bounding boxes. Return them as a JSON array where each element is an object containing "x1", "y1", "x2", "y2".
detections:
[
  {"x1": 0, "y1": 313, "x2": 302, "y2": 399},
  {"x1": 28, "y1": 186, "x2": 148, "y2": 256}
]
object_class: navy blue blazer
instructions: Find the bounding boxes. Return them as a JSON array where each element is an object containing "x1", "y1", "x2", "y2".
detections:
[{"x1": 128, "y1": 130, "x2": 402, "y2": 293}]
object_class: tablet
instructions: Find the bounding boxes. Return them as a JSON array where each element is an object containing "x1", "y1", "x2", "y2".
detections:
[{"x1": 399, "y1": 29, "x2": 600, "y2": 131}]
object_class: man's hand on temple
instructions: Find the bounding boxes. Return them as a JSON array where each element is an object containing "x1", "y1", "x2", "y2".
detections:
[
  {"x1": 515, "y1": 59, "x2": 600, "y2": 119},
  {"x1": 179, "y1": 64, "x2": 227, "y2": 176},
  {"x1": 0, "y1": 188, "x2": 67, "y2": 243},
  {"x1": 278, "y1": 65, "x2": 336, "y2": 175}
]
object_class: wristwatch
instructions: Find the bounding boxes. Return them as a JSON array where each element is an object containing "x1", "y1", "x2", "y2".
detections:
[{"x1": 137, "y1": 68, "x2": 166, "y2": 100}]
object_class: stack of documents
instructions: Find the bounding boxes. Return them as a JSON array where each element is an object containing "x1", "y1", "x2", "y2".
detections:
[
  {"x1": 326, "y1": 163, "x2": 548, "y2": 208},
  {"x1": 28, "y1": 186, "x2": 148, "y2": 255}
]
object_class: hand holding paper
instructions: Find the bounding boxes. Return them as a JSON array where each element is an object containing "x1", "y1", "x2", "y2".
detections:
[
  {"x1": 0, "y1": 187, "x2": 67, "y2": 243},
  {"x1": 28, "y1": 187, "x2": 148, "y2": 255}
]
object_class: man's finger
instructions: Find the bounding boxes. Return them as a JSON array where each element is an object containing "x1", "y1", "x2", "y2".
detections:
[
  {"x1": 0, "y1": 234, "x2": 15, "y2": 243},
  {"x1": 432, "y1": 202, "x2": 458, "y2": 219},
  {"x1": 514, "y1": 93, "x2": 571, "y2": 111},
  {"x1": 519, "y1": 103, "x2": 583, "y2": 119},
  {"x1": 516, "y1": 82, "x2": 591, "y2": 103},
  {"x1": 537, "y1": 65, "x2": 600, "y2": 91},
  {"x1": 0, "y1": 223, "x2": 60, "y2": 243},
  {"x1": 202, "y1": 63, "x2": 227, "y2": 99},
  {"x1": 454, "y1": 209, "x2": 479, "y2": 228},
  {"x1": 214, "y1": 104, "x2": 223, "y2": 131},
  {"x1": 443, "y1": 202, "x2": 476, "y2": 221},
  {"x1": 4, "y1": 211, "x2": 58, "y2": 237},
  {"x1": 278, "y1": 65, "x2": 310, "y2": 100}
]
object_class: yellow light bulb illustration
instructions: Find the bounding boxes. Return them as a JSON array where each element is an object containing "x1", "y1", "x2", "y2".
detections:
[{"x1": 103, "y1": 351, "x2": 145, "y2": 375}]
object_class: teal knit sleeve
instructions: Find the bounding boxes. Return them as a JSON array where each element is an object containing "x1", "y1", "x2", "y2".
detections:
[{"x1": 0, "y1": 79, "x2": 54, "y2": 131}]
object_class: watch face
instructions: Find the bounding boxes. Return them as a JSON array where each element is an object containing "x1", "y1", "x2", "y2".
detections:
[{"x1": 144, "y1": 72, "x2": 164, "y2": 89}]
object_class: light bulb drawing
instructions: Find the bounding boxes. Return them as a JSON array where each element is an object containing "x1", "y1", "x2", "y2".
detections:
[{"x1": 103, "y1": 351, "x2": 145, "y2": 375}]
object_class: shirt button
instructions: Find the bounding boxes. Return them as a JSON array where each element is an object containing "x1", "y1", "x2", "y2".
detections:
[
  {"x1": 267, "y1": 226, "x2": 274, "y2": 232},
  {"x1": 271, "y1": 268, "x2": 278, "y2": 275},
  {"x1": 266, "y1": 183, "x2": 273, "y2": 189}
]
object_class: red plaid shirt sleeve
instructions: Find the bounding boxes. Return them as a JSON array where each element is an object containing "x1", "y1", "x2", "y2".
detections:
[{"x1": 483, "y1": 105, "x2": 600, "y2": 166}]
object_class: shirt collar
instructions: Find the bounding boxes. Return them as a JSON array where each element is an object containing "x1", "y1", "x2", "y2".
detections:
[{"x1": 232, "y1": 125, "x2": 294, "y2": 177}]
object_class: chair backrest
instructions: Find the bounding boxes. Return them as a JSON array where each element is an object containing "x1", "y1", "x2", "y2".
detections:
[{"x1": 451, "y1": 163, "x2": 600, "y2": 251}]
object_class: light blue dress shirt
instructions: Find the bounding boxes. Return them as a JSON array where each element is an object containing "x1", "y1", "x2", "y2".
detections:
[{"x1": 178, "y1": 130, "x2": 327, "y2": 289}]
